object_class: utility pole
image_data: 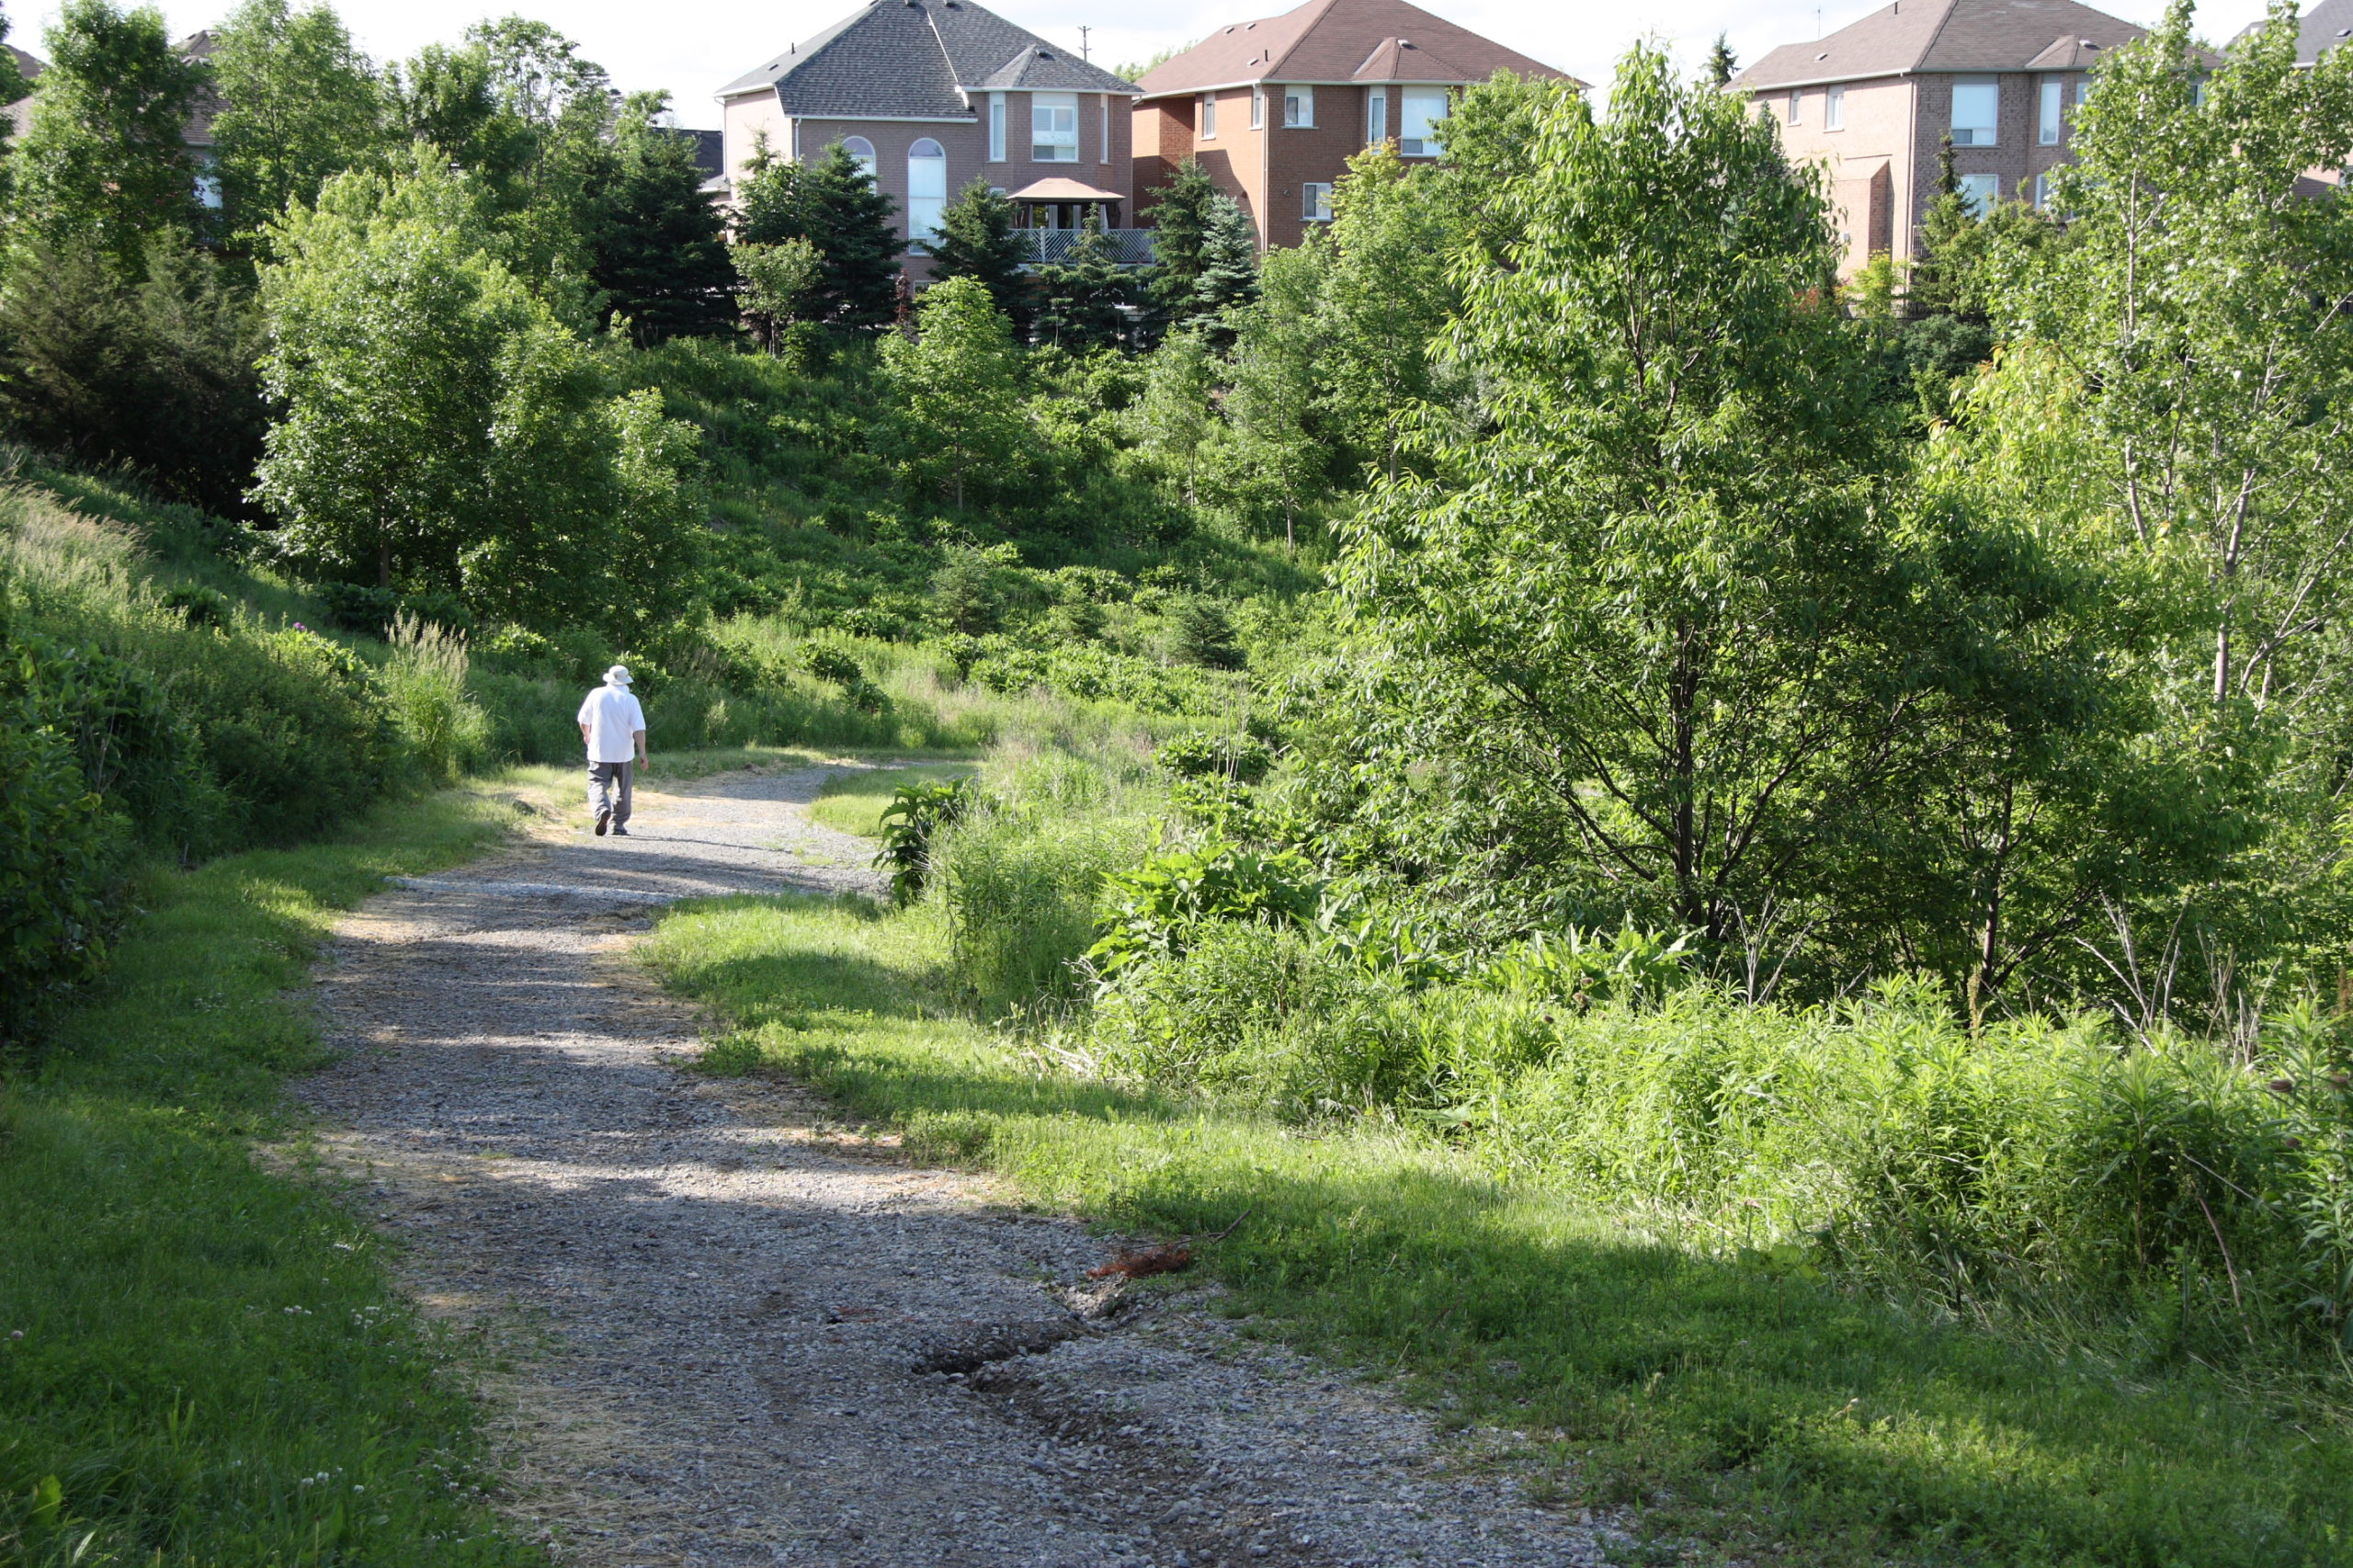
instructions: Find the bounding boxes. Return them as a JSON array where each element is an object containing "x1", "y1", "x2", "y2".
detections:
[{"x1": 1078, "y1": 25, "x2": 1092, "y2": 60}]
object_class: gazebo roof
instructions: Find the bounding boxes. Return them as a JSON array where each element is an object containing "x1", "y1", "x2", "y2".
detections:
[{"x1": 1006, "y1": 176, "x2": 1127, "y2": 203}]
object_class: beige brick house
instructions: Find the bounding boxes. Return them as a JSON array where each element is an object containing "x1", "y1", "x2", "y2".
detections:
[
  {"x1": 714, "y1": 0, "x2": 1142, "y2": 260},
  {"x1": 1733, "y1": 0, "x2": 2149, "y2": 277},
  {"x1": 1131, "y1": 0, "x2": 1574, "y2": 252}
]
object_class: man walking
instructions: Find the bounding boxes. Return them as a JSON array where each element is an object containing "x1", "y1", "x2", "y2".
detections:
[{"x1": 578, "y1": 665, "x2": 648, "y2": 836}]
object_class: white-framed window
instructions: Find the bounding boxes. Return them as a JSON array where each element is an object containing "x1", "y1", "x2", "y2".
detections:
[
  {"x1": 1303, "y1": 181, "x2": 1333, "y2": 221},
  {"x1": 2075, "y1": 76, "x2": 2088, "y2": 105},
  {"x1": 2033, "y1": 173, "x2": 2052, "y2": 210},
  {"x1": 1251, "y1": 86, "x2": 1265, "y2": 129},
  {"x1": 907, "y1": 138, "x2": 947, "y2": 239},
  {"x1": 1367, "y1": 88, "x2": 1387, "y2": 144},
  {"x1": 1787, "y1": 88, "x2": 1802, "y2": 124},
  {"x1": 1951, "y1": 77, "x2": 1998, "y2": 145},
  {"x1": 1200, "y1": 93, "x2": 1217, "y2": 139},
  {"x1": 1825, "y1": 84, "x2": 1845, "y2": 130},
  {"x1": 841, "y1": 136, "x2": 878, "y2": 184},
  {"x1": 195, "y1": 171, "x2": 223, "y2": 209},
  {"x1": 1959, "y1": 172, "x2": 1999, "y2": 215},
  {"x1": 1032, "y1": 92, "x2": 1078, "y2": 161},
  {"x1": 1101, "y1": 97, "x2": 1111, "y2": 162},
  {"x1": 1400, "y1": 88, "x2": 1448, "y2": 156},
  {"x1": 1283, "y1": 85, "x2": 1313, "y2": 127},
  {"x1": 2192, "y1": 75, "x2": 2210, "y2": 107},
  {"x1": 988, "y1": 93, "x2": 1006, "y2": 161},
  {"x1": 2039, "y1": 79, "x2": 2062, "y2": 144}
]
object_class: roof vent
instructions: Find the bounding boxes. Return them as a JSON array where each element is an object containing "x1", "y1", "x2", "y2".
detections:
[
  {"x1": 1816, "y1": 51, "x2": 1829, "y2": 59},
  {"x1": 2338, "y1": 25, "x2": 2351, "y2": 34}
]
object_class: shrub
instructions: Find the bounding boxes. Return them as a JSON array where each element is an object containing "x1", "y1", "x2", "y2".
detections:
[
  {"x1": 1087, "y1": 839, "x2": 1323, "y2": 978},
  {"x1": 936, "y1": 808, "x2": 1142, "y2": 1013},
  {"x1": 930, "y1": 551, "x2": 1004, "y2": 634},
  {"x1": 1166, "y1": 594, "x2": 1243, "y2": 669},
  {"x1": 0, "y1": 715, "x2": 128, "y2": 1042},
  {"x1": 381, "y1": 613, "x2": 488, "y2": 782},
  {"x1": 156, "y1": 584, "x2": 233, "y2": 630},
  {"x1": 873, "y1": 778, "x2": 973, "y2": 903},
  {"x1": 1154, "y1": 731, "x2": 1273, "y2": 784}
]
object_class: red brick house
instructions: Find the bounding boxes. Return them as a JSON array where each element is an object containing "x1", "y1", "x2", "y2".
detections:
[
  {"x1": 1131, "y1": 0, "x2": 1574, "y2": 252},
  {"x1": 1732, "y1": 0, "x2": 2150, "y2": 278},
  {"x1": 714, "y1": 0, "x2": 1142, "y2": 262}
]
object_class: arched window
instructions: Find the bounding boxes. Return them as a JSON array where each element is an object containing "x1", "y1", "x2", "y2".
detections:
[
  {"x1": 906, "y1": 137, "x2": 947, "y2": 243},
  {"x1": 840, "y1": 135, "x2": 877, "y2": 185}
]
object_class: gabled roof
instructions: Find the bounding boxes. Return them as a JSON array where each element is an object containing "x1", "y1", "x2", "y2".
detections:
[
  {"x1": 717, "y1": 0, "x2": 1136, "y2": 117},
  {"x1": 1135, "y1": 0, "x2": 1575, "y2": 97},
  {"x1": 1733, "y1": 0, "x2": 2146, "y2": 91},
  {"x1": 2232, "y1": 0, "x2": 2353, "y2": 64}
]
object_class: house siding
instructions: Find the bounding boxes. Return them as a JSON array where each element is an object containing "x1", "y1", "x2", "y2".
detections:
[{"x1": 1135, "y1": 81, "x2": 1418, "y2": 250}]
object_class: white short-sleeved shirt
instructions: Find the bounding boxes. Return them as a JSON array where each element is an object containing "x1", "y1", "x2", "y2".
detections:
[{"x1": 577, "y1": 684, "x2": 647, "y2": 764}]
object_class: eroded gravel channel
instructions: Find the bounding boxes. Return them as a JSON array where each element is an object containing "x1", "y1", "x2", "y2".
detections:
[{"x1": 303, "y1": 764, "x2": 1620, "y2": 1567}]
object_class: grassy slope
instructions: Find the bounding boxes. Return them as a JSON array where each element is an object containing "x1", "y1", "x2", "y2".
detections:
[
  {"x1": 0, "y1": 746, "x2": 813, "y2": 1566},
  {"x1": 645, "y1": 892, "x2": 2353, "y2": 1568}
]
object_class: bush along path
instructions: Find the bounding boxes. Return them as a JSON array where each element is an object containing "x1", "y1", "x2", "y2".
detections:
[{"x1": 302, "y1": 763, "x2": 1623, "y2": 1568}]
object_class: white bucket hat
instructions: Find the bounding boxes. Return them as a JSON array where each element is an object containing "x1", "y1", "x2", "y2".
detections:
[{"x1": 605, "y1": 665, "x2": 632, "y2": 687}]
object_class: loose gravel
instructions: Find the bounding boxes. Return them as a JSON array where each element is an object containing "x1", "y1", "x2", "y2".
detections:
[{"x1": 301, "y1": 763, "x2": 1626, "y2": 1567}]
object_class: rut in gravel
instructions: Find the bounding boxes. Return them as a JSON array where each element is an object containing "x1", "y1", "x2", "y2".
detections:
[{"x1": 303, "y1": 763, "x2": 1621, "y2": 1568}]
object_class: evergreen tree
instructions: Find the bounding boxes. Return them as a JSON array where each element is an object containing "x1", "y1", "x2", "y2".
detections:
[
  {"x1": 589, "y1": 91, "x2": 734, "y2": 345},
  {"x1": 1706, "y1": 32, "x2": 1737, "y2": 88},
  {"x1": 1034, "y1": 206, "x2": 1138, "y2": 349},
  {"x1": 1907, "y1": 133, "x2": 1980, "y2": 320},
  {"x1": 210, "y1": 0, "x2": 383, "y2": 240},
  {"x1": 1188, "y1": 194, "x2": 1259, "y2": 330},
  {"x1": 735, "y1": 137, "x2": 900, "y2": 329},
  {"x1": 1142, "y1": 158, "x2": 1221, "y2": 327},
  {"x1": 0, "y1": 10, "x2": 31, "y2": 199},
  {"x1": 927, "y1": 177, "x2": 1030, "y2": 327},
  {"x1": 10, "y1": 0, "x2": 208, "y2": 275}
]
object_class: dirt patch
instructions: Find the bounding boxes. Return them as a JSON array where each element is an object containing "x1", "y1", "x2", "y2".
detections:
[{"x1": 301, "y1": 763, "x2": 1624, "y2": 1566}]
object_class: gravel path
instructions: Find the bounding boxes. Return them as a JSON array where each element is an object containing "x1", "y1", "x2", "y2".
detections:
[{"x1": 302, "y1": 763, "x2": 1622, "y2": 1568}]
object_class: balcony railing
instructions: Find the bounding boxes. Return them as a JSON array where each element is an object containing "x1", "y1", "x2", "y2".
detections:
[{"x1": 1018, "y1": 228, "x2": 1156, "y2": 267}]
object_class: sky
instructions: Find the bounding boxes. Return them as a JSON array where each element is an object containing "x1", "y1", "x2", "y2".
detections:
[{"x1": 19, "y1": 0, "x2": 2289, "y2": 129}]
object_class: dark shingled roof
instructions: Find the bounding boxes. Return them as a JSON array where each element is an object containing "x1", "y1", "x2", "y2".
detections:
[
  {"x1": 1733, "y1": 0, "x2": 2146, "y2": 91},
  {"x1": 719, "y1": 0, "x2": 1136, "y2": 118},
  {"x1": 1137, "y1": 0, "x2": 1574, "y2": 97},
  {"x1": 2231, "y1": 0, "x2": 2353, "y2": 63}
]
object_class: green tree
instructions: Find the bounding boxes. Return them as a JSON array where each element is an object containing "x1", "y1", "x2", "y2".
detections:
[
  {"x1": 1142, "y1": 158, "x2": 1222, "y2": 327},
  {"x1": 1127, "y1": 327, "x2": 1219, "y2": 506},
  {"x1": 926, "y1": 177, "x2": 1030, "y2": 327},
  {"x1": 1188, "y1": 195, "x2": 1258, "y2": 328},
  {"x1": 733, "y1": 236, "x2": 822, "y2": 354},
  {"x1": 877, "y1": 276, "x2": 1030, "y2": 508},
  {"x1": 588, "y1": 91, "x2": 735, "y2": 344},
  {"x1": 1334, "y1": 43, "x2": 1915, "y2": 941},
  {"x1": 209, "y1": 0, "x2": 382, "y2": 239},
  {"x1": 0, "y1": 231, "x2": 264, "y2": 513},
  {"x1": 1705, "y1": 32, "x2": 1737, "y2": 88},
  {"x1": 254, "y1": 152, "x2": 700, "y2": 635},
  {"x1": 10, "y1": 0, "x2": 207, "y2": 273},
  {"x1": 1219, "y1": 238, "x2": 1328, "y2": 542},
  {"x1": 0, "y1": 9, "x2": 33, "y2": 197},
  {"x1": 735, "y1": 136, "x2": 901, "y2": 329},
  {"x1": 2003, "y1": 0, "x2": 2353, "y2": 713},
  {"x1": 1034, "y1": 207, "x2": 1139, "y2": 349}
]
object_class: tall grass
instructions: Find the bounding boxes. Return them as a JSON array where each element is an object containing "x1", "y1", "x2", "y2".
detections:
[{"x1": 384, "y1": 612, "x2": 488, "y2": 780}]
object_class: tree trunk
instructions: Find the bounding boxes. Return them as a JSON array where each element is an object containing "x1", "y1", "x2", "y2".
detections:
[{"x1": 379, "y1": 542, "x2": 392, "y2": 590}]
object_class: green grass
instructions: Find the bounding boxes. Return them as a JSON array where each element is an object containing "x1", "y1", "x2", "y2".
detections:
[
  {"x1": 0, "y1": 782, "x2": 551, "y2": 1568},
  {"x1": 644, "y1": 891, "x2": 2353, "y2": 1568},
  {"x1": 807, "y1": 762, "x2": 976, "y2": 838}
]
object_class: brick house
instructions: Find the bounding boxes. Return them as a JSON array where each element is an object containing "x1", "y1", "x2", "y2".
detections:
[
  {"x1": 1732, "y1": 0, "x2": 2149, "y2": 278},
  {"x1": 1130, "y1": 0, "x2": 1574, "y2": 252},
  {"x1": 714, "y1": 0, "x2": 1142, "y2": 261}
]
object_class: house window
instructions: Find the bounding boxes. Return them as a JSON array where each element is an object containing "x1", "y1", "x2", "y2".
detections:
[
  {"x1": 1950, "y1": 77, "x2": 1998, "y2": 145},
  {"x1": 1787, "y1": 89, "x2": 1802, "y2": 124},
  {"x1": 2075, "y1": 76, "x2": 2088, "y2": 106},
  {"x1": 1303, "y1": 182, "x2": 1333, "y2": 221},
  {"x1": 2033, "y1": 173, "x2": 2052, "y2": 209},
  {"x1": 2039, "y1": 79, "x2": 2061, "y2": 144},
  {"x1": 989, "y1": 93, "x2": 1006, "y2": 161},
  {"x1": 1284, "y1": 85, "x2": 1313, "y2": 127},
  {"x1": 1101, "y1": 97, "x2": 1111, "y2": 162},
  {"x1": 1825, "y1": 84, "x2": 1845, "y2": 130},
  {"x1": 1252, "y1": 86, "x2": 1265, "y2": 129},
  {"x1": 1367, "y1": 88, "x2": 1387, "y2": 144},
  {"x1": 1200, "y1": 93, "x2": 1217, "y2": 139},
  {"x1": 907, "y1": 138, "x2": 947, "y2": 240},
  {"x1": 1400, "y1": 88, "x2": 1448, "y2": 156},
  {"x1": 841, "y1": 136, "x2": 878, "y2": 184},
  {"x1": 1032, "y1": 92, "x2": 1079, "y2": 161},
  {"x1": 1959, "y1": 172, "x2": 1999, "y2": 215}
]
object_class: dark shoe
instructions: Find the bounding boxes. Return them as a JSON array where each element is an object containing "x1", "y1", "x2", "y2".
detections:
[
  {"x1": 595, "y1": 808, "x2": 610, "y2": 836},
  {"x1": 611, "y1": 824, "x2": 631, "y2": 836}
]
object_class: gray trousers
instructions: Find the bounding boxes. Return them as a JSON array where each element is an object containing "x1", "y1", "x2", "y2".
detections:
[{"x1": 588, "y1": 759, "x2": 633, "y2": 826}]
